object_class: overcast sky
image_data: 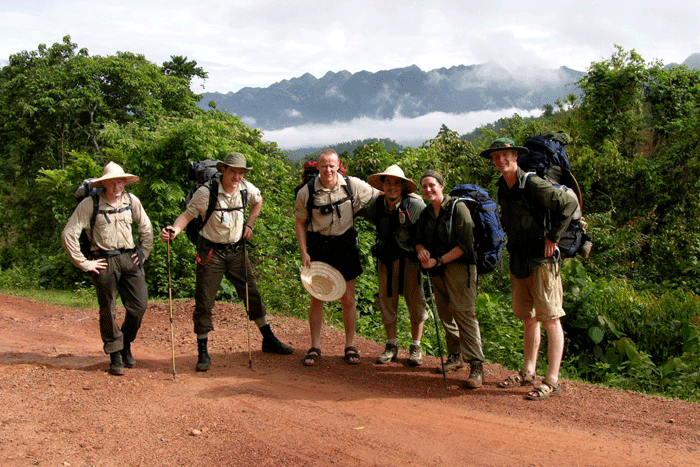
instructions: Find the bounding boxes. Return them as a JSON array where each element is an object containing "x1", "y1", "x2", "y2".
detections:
[{"x1": 2, "y1": 0, "x2": 698, "y2": 148}]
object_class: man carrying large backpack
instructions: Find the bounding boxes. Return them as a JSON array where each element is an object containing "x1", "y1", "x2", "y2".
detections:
[
  {"x1": 363, "y1": 165, "x2": 429, "y2": 367},
  {"x1": 415, "y1": 169, "x2": 486, "y2": 389},
  {"x1": 481, "y1": 137, "x2": 578, "y2": 400},
  {"x1": 161, "y1": 152, "x2": 293, "y2": 372},
  {"x1": 62, "y1": 162, "x2": 153, "y2": 376}
]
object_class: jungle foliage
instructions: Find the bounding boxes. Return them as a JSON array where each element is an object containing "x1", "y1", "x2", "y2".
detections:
[{"x1": 1, "y1": 40, "x2": 699, "y2": 401}]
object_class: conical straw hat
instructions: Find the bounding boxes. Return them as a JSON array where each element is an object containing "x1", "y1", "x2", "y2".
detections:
[{"x1": 366, "y1": 164, "x2": 418, "y2": 193}]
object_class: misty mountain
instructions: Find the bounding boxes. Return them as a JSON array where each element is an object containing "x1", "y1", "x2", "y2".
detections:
[{"x1": 198, "y1": 63, "x2": 585, "y2": 131}]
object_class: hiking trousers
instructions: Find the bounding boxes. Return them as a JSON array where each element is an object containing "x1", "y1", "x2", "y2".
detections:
[
  {"x1": 376, "y1": 258, "x2": 428, "y2": 325},
  {"x1": 430, "y1": 263, "x2": 484, "y2": 362},
  {"x1": 193, "y1": 246, "x2": 266, "y2": 336},
  {"x1": 92, "y1": 251, "x2": 148, "y2": 354}
]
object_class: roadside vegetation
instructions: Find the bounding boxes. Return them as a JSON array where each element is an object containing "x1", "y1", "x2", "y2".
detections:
[{"x1": 1, "y1": 38, "x2": 699, "y2": 402}]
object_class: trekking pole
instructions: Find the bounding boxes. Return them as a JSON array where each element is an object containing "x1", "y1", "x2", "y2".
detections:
[
  {"x1": 243, "y1": 238, "x2": 253, "y2": 370},
  {"x1": 165, "y1": 223, "x2": 177, "y2": 379},
  {"x1": 426, "y1": 271, "x2": 448, "y2": 389}
]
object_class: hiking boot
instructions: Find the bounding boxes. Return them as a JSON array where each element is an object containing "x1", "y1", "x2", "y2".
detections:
[
  {"x1": 196, "y1": 338, "x2": 211, "y2": 372},
  {"x1": 407, "y1": 344, "x2": 423, "y2": 367},
  {"x1": 262, "y1": 334, "x2": 294, "y2": 355},
  {"x1": 109, "y1": 351, "x2": 125, "y2": 376},
  {"x1": 465, "y1": 360, "x2": 483, "y2": 389},
  {"x1": 376, "y1": 343, "x2": 399, "y2": 364},
  {"x1": 120, "y1": 341, "x2": 136, "y2": 368},
  {"x1": 434, "y1": 353, "x2": 466, "y2": 374}
]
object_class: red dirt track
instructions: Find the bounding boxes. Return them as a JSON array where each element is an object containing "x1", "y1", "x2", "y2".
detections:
[{"x1": 1, "y1": 293, "x2": 699, "y2": 466}]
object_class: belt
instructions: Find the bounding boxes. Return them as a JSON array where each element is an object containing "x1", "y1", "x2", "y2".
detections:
[
  {"x1": 210, "y1": 240, "x2": 244, "y2": 252},
  {"x1": 92, "y1": 248, "x2": 135, "y2": 258}
]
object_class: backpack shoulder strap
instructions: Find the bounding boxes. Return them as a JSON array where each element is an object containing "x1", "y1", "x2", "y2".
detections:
[
  {"x1": 202, "y1": 179, "x2": 219, "y2": 228},
  {"x1": 240, "y1": 179, "x2": 249, "y2": 211},
  {"x1": 305, "y1": 175, "x2": 317, "y2": 223},
  {"x1": 373, "y1": 194, "x2": 386, "y2": 226},
  {"x1": 89, "y1": 192, "x2": 100, "y2": 231}
]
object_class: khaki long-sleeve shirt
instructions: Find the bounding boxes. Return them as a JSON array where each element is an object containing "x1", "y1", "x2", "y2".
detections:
[{"x1": 62, "y1": 192, "x2": 153, "y2": 272}]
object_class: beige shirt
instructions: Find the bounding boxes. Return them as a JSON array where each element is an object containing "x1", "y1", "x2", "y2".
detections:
[
  {"x1": 187, "y1": 179, "x2": 261, "y2": 244},
  {"x1": 294, "y1": 175, "x2": 377, "y2": 236},
  {"x1": 62, "y1": 192, "x2": 153, "y2": 271}
]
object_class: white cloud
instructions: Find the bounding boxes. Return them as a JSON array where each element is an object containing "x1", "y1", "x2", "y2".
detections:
[
  {"x1": 1, "y1": 0, "x2": 697, "y2": 94},
  {"x1": 262, "y1": 107, "x2": 543, "y2": 150}
]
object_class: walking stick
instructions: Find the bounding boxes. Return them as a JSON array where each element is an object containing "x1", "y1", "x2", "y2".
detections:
[
  {"x1": 165, "y1": 224, "x2": 177, "y2": 379},
  {"x1": 426, "y1": 271, "x2": 448, "y2": 388},
  {"x1": 243, "y1": 238, "x2": 253, "y2": 370}
]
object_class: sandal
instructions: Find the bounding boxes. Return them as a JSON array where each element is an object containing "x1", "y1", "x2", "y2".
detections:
[
  {"x1": 497, "y1": 371, "x2": 535, "y2": 388},
  {"x1": 344, "y1": 346, "x2": 361, "y2": 365},
  {"x1": 302, "y1": 347, "x2": 321, "y2": 367},
  {"x1": 525, "y1": 380, "x2": 561, "y2": 400}
]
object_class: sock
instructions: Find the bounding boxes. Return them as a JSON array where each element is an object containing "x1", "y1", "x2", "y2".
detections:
[
  {"x1": 387, "y1": 339, "x2": 398, "y2": 346},
  {"x1": 254, "y1": 316, "x2": 268, "y2": 328},
  {"x1": 412, "y1": 340, "x2": 421, "y2": 346}
]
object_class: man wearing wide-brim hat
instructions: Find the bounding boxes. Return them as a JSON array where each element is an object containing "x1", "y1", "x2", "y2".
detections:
[
  {"x1": 482, "y1": 137, "x2": 577, "y2": 400},
  {"x1": 363, "y1": 165, "x2": 429, "y2": 367},
  {"x1": 161, "y1": 152, "x2": 293, "y2": 372},
  {"x1": 62, "y1": 161, "x2": 154, "y2": 376}
]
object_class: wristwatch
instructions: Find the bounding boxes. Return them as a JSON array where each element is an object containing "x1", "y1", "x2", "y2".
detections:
[{"x1": 436, "y1": 257, "x2": 444, "y2": 267}]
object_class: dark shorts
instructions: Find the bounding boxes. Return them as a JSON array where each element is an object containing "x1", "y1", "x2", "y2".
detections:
[{"x1": 307, "y1": 229, "x2": 363, "y2": 281}]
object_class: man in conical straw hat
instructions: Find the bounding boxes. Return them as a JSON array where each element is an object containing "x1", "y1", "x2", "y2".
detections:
[
  {"x1": 161, "y1": 152, "x2": 293, "y2": 372},
  {"x1": 294, "y1": 149, "x2": 379, "y2": 366},
  {"x1": 363, "y1": 165, "x2": 429, "y2": 366},
  {"x1": 62, "y1": 161, "x2": 153, "y2": 376}
]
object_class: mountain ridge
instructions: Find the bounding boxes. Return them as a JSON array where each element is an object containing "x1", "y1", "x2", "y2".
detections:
[{"x1": 198, "y1": 63, "x2": 585, "y2": 130}]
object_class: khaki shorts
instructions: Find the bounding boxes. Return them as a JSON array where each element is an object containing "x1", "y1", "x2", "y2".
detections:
[{"x1": 511, "y1": 262, "x2": 565, "y2": 322}]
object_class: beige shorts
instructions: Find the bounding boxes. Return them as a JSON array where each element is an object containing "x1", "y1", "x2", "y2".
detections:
[{"x1": 511, "y1": 262, "x2": 565, "y2": 322}]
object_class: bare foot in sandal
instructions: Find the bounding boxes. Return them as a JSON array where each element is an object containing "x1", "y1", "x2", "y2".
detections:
[
  {"x1": 525, "y1": 380, "x2": 561, "y2": 400},
  {"x1": 498, "y1": 370, "x2": 536, "y2": 388},
  {"x1": 303, "y1": 347, "x2": 321, "y2": 366},
  {"x1": 344, "y1": 346, "x2": 361, "y2": 365}
]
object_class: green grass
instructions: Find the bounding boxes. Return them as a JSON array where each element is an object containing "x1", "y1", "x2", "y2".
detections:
[{"x1": 0, "y1": 286, "x2": 101, "y2": 309}]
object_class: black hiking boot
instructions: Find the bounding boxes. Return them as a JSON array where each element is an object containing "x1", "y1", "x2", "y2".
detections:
[
  {"x1": 260, "y1": 325, "x2": 293, "y2": 355},
  {"x1": 465, "y1": 360, "x2": 483, "y2": 389},
  {"x1": 196, "y1": 338, "x2": 211, "y2": 372},
  {"x1": 120, "y1": 341, "x2": 136, "y2": 368},
  {"x1": 109, "y1": 351, "x2": 125, "y2": 376}
]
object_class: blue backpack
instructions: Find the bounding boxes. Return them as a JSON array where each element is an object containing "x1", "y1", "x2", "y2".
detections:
[{"x1": 448, "y1": 184, "x2": 505, "y2": 274}]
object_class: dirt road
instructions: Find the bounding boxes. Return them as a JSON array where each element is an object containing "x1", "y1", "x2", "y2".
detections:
[{"x1": 1, "y1": 293, "x2": 698, "y2": 466}]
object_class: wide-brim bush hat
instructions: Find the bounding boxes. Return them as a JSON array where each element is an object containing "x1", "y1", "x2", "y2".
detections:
[
  {"x1": 479, "y1": 138, "x2": 529, "y2": 159},
  {"x1": 217, "y1": 152, "x2": 252, "y2": 172},
  {"x1": 300, "y1": 261, "x2": 346, "y2": 302},
  {"x1": 367, "y1": 164, "x2": 418, "y2": 193},
  {"x1": 89, "y1": 162, "x2": 140, "y2": 188}
]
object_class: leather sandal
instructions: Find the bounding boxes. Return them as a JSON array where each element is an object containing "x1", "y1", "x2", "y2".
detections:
[
  {"x1": 344, "y1": 346, "x2": 361, "y2": 365},
  {"x1": 302, "y1": 347, "x2": 321, "y2": 367},
  {"x1": 525, "y1": 380, "x2": 561, "y2": 400},
  {"x1": 498, "y1": 370, "x2": 535, "y2": 388}
]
